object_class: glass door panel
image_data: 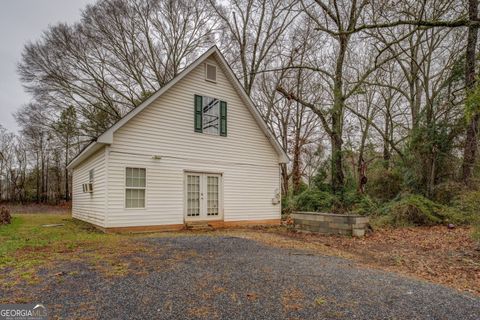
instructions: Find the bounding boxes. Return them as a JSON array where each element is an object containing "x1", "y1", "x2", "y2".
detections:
[
  {"x1": 186, "y1": 174, "x2": 200, "y2": 217},
  {"x1": 207, "y1": 176, "x2": 219, "y2": 216}
]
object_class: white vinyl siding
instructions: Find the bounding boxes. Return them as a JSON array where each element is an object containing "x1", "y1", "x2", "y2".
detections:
[
  {"x1": 102, "y1": 56, "x2": 280, "y2": 228},
  {"x1": 72, "y1": 147, "x2": 106, "y2": 227},
  {"x1": 106, "y1": 154, "x2": 278, "y2": 227}
]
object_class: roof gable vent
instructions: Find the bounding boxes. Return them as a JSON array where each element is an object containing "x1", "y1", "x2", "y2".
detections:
[{"x1": 205, "y1": 63, "x2": 217, "y2": 82}]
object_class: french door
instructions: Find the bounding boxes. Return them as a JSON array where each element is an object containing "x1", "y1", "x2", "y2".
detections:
[{"x1": 185, "y1": 172, "x2": 222, "y2": 221}]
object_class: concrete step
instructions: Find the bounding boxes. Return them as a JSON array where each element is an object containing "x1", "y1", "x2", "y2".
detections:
[{"x1": 185, "y1": 222, "x2": 214, "y2": 231}]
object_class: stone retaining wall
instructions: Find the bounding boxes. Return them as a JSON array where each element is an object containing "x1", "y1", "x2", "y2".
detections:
[{"x1": 291, "y1": 212, "x2": 369, "y2": 237}]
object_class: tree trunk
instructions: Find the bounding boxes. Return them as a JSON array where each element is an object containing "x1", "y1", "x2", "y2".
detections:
[
  {"x1": 462, "y1": 0, "x2": 479, "y2": 183},
  {"x1": 463, "y1": 115, "x2": 480, "y2": 181},
  {"x1": 65, "y1": 138, "x2": 70, "y2": 201},
  {"x1": 56, "y1": 165, "x2": 61, "y2": 204},
  {"x1": 291, "y1": 139, "x2": 302, "y2": 194},
  {"x1": 358, "y1": 120, "x2": 370, "y2": 194},
  {"x1": 36, "y1": 152, "x2": 40, "y2": 203},
  {"x1": 281, "y1": 163, "x2": 289, "y2": 197},
  {"x1": 383, "y1": 112, "x2": 391, "y2": 169},
  {"x1": 331, "y1": 132, "x2": 344, "y2": 195},
  {"x1": 292, "y1": 67, "x2": 305, "y2": 195},
  {"x1": 44, "y1": 156, "x2": 49, "y2": 203},
  {"x1": 427, "y1": 152, "x2": 436, "y2": 197},
  {"x1": 330, "y1": 36, "x2": 347, "y2": 195}
]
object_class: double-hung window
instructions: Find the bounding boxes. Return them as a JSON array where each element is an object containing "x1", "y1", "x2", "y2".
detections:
[
  {"x1": 89, "y1": 169, "x2": 94, "y2": 184},
  {"x1": 202, "y1": 96, "x2": 220, "y2": 135},
  {"x1": 125, "y1": 167, "x2": 146, "y2": 208},
  {"x1": 194, "y1": 95, "x2": 227, "y2": 136}
]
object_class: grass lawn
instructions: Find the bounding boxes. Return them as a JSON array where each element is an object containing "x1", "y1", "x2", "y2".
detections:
[
  {"x1": 0, "y1": 214, "x2": 140, "y2": 296},
  {"x1": 0, "y1": 214, "x2": 117, "y2": 265}
]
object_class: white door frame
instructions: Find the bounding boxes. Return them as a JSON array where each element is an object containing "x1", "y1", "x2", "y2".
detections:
[{"x1": 184, "y1": 171, "x2": 224, "y2": 222}]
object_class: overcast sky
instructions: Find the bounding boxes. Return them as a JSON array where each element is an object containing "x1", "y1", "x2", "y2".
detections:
[{"x1": 0, "y1": 0, "x2": 95, "y2": 133}]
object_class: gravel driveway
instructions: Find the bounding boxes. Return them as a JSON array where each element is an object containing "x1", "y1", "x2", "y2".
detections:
[{"x1": 13, "y1": 235, "x2": 480, "y2": 319}]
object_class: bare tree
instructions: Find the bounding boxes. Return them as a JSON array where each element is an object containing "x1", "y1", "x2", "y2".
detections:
[
  {"x1": 276, "y1": 0, "x2": 399, "y2": 194},
  {"x1": 18, "y1": 0, "x2": 218, "y2": 139},
  {"x1": 210, "y1": 0, "x2": 299, "y2": 95}
]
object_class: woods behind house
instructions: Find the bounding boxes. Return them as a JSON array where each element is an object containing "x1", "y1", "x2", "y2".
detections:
[{"x1": 1, "y1": 0, "x2": 479, "y2": 230}]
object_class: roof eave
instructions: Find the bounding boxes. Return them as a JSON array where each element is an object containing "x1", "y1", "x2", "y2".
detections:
[
  {"x1": 67, "y1": 142, "x2": 108, "y2": 170},
  {"x1": 68, "y1": 45, "x2": 289, "y2": 168},
  {"x1": 211, "y1": 50, "x2": 290, "y2": 164}
]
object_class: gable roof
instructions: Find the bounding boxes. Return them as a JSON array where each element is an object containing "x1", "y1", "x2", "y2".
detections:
[{"x1": 67, "y1": 46, "x2": 289, "y2": 169}]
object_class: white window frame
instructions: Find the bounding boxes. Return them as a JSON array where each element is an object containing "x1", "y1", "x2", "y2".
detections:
[
  {"x1": 201, "y1": 96, "x2": 220, "y2": 135},
  {"x1": 124, "y1": 167, "x2": 147, "y2": 209},
  {"x1": 205, "y1": 62, "x2": 217, "y2": 83}
]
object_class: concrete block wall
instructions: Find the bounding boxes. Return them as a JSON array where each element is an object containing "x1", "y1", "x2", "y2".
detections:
[{"x1": 291, "y1": 212, "x2": 369, "y2": 237}]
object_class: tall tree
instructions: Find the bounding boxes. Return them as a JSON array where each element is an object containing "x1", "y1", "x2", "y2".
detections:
[
  {"x1": 18, "y1": 0, "x2": 218, "y2": 138},
  {"x1": 462, "y1": 0, "x2": 479, "y2": 183},
  {"x1": 276, "y1": 0, "x2": 396, "y2": 194},
  {"x1": 54, "y1": 106, "x2": 78, "y2": 201}
]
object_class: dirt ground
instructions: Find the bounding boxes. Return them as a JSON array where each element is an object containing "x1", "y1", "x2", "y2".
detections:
[{"x1": 226, "y1": 225, "x2": 480, "y2": 296}]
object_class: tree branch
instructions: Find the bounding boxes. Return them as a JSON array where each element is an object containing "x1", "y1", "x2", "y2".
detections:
[{"x1": 276, "y1": 86, "x2": 333, "y2": 136}]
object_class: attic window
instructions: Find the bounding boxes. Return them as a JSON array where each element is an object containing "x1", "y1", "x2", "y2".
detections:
[
  {"x1": 194, "y1": 95, "x2": 227, "y2": 136},
  {"x1": 205, "y1": 63, "x2": 217, "y2": 82}
]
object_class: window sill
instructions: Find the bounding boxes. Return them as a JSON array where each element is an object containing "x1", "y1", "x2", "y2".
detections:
[{"x1": 194, "y1": 131, "x2": 227, "y2": 138}]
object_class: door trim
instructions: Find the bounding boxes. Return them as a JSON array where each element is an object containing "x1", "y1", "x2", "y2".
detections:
[{"x1": 184, "y1": 171, "x2": 224, "y2": 222}]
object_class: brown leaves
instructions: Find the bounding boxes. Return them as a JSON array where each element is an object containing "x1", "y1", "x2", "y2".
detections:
[
  {"x1": 0, "y1": 207, "x2": 11, "y2": 225},
  {"x1": 312, "y1": 226, "x2": 480, "y2": 295}
]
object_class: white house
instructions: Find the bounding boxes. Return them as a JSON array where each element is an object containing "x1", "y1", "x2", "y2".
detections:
[{"x1": 67, "y1": 46, "x2": 288, "y2": 232}]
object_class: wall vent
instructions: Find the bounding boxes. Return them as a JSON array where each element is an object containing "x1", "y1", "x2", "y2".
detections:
[
  {"x1": 82, "y1": 183, "x2": 93, "y2": 193},
  {"x1": 205, "y1": 63, "x2": 217, "y2": 82}
]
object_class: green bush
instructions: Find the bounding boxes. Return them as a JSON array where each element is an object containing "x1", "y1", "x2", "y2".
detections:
[
  {"x1": 293, "y1": 189, "x2": 335, "y2": 212},
  {"x1": 451, "y1": 190, "x2": 480, "y2": 225},
  {"x1": 312, "y1": 166, "x2": 330, "y2": 192},
  {"x1": 473, "y1": 221, "x2": 480, "y2": 242},
  {"x1": 366, "y1": 167, "x2": 403, "y2": 202},
  {"x1": 376, "y1": 194, "x2": 463, "y2": 227},
  {"x1": 281, "y1": 195, "x2": 295, "y2": 216},
  {"x1": 328, "y1": 191, "x2": 378, "y2": 215},
  {"x1": 432, "y1": 181, "x2": 466, "y2": 205},
  {"x1": 349, "y1": 193, "x2": 379, "y2": 216}
]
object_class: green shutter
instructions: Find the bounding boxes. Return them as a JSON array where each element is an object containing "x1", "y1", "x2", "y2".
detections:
[
  {"x1": 194, "y1": 95, "x2": 203, "y2": 133},
  {"x1": 220, "y1": 101, "x2": 227, "y2": 136}
]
